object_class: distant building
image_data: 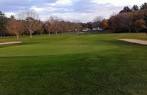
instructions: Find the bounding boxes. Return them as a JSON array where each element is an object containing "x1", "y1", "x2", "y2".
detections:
[
  {"x1": 82, "y1": 27, "x2": 104, "y2": 32},
  {"x1": 82, "y1": 28, "x2": 91, "y2": 32}
]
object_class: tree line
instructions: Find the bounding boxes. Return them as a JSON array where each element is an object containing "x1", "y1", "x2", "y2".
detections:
[
  {"x1": 0, "y1": 10, "x2": 83, "y2": 39},
  {"x1": 0, "y1": 2, "x2": 147, "y2": 39},
  {"x1": 100, "y1": 3, "x2": 147, "y2": 33}
]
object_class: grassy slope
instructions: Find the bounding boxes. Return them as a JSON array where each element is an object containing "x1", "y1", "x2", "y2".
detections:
[{"x1": 0, "y1": 33, "x2": 147, "y2": 95}]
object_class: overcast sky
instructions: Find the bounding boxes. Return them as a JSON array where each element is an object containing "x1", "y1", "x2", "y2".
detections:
[{"x1": 0, "y1": 0, "x2": 146, "y2": 22}]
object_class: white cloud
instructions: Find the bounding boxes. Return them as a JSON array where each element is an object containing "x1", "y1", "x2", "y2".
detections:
[
  {"x1": 30, "y1": 6, "x2": 57, "y2": 13},
  {"x1": 2, "y1": 0, "x2": 147, "y2": 22},
  {"x1": 30, "y1": 6, "x2": 45, "y2": 12},
  {"x1": 5, "y1": 12, "x2": 16, "y2": 17},
  {"x1": 50, "y1": 0, "x2": 73, "y2": 6},
  {"x1": 92, "y1": 0, "x2": 147, "y2": 6}
]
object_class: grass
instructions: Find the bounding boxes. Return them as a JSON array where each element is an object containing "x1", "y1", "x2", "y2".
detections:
[{"x1": 0, "y1": 33, "x2": 147, "y2": 95}]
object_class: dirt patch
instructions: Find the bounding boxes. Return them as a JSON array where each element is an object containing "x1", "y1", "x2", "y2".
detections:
[
  {"x1": 119, "y1": 39, "x2": 147, "y2": 45},
  {"x1": 0, "y1": 41, "x2": 22, "y2": 45}
]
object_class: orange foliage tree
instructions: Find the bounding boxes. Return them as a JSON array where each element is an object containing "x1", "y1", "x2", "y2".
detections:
[{"x1": 7, "y1": 19, "x2": 24, "y2": 40}]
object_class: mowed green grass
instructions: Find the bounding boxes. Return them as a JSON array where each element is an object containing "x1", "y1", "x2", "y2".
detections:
[{"x1": 0, "y1": 33, "x2": 147, "y2": 95}]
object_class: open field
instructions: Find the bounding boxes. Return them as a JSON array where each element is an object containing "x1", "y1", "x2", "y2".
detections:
[{"x1": 0, "y1": 33, "x2": 147, "y2": 95}]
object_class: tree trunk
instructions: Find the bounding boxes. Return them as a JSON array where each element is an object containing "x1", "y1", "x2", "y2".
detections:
[
  {"x1": 16, "y1": 34, "x2": 19, "y2": 40},
  {"x1": 134, "y1": 27, "x2": 137, "y2": 33},
  {"x1": 129, "y1": 28, "x2": 131, "y2": 33},
  {"x1": 29, "y1": 30, "x2": 33, "y2": 38},
  {"x1": 48, "y1": 32, "x2": 50, "y2": 36}
]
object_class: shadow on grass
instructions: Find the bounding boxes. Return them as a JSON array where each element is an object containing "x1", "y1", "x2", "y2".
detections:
[{"x1": 0, "y1": 52, "x2": 147, "y2": 95}]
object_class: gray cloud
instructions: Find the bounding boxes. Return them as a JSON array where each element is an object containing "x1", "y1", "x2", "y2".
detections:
[{"x1": 0, "y1": 0, "x2": 125, "y2": 22}]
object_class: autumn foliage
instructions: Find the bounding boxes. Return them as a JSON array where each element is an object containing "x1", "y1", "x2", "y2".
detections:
[
  {"x1": 0, "y1": 3, "x2": 147, "y2": 39},
  {"x1": 107, "y1": 3, "x2": 147, "y2": 32},
  {"x1": 7, "y1": 19, "x2": 24, "y2": 40}
]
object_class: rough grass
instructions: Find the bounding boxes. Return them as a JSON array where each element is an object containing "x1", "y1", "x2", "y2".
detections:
[{"x1": 0, "y1": 33, "x2": 147, "y2": 95}]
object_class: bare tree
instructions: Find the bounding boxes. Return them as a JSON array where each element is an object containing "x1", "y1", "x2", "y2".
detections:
[
  {"x1": 18, "y1": 10, "x2": 40, "y2": 38},
  {"x1": 7, "y1": 19, "x2": 24, "y2": 40},
  {"x1": 109, "y1": 13, "x2": 134, "y2": 32},
  {"x1": 47, "y1": 16, "x2": 64, "y2": 35},
  {"x1": 134, "y1": 19, "x2": 146, "y2": 32},
  {"x1": 44, "y1": 21, "x2": 51, "y2": 36}
]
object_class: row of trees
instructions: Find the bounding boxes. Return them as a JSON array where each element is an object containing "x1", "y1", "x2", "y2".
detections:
[
  {"x1": 0, "y1": 11, "x2": 83, "y2": 39},
  {"x1": 0, "y1": 2, "x2": 147, "y2": 39},
  {"x1": 100, "y1": 3, "x2": 147, "y2": 33}
]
